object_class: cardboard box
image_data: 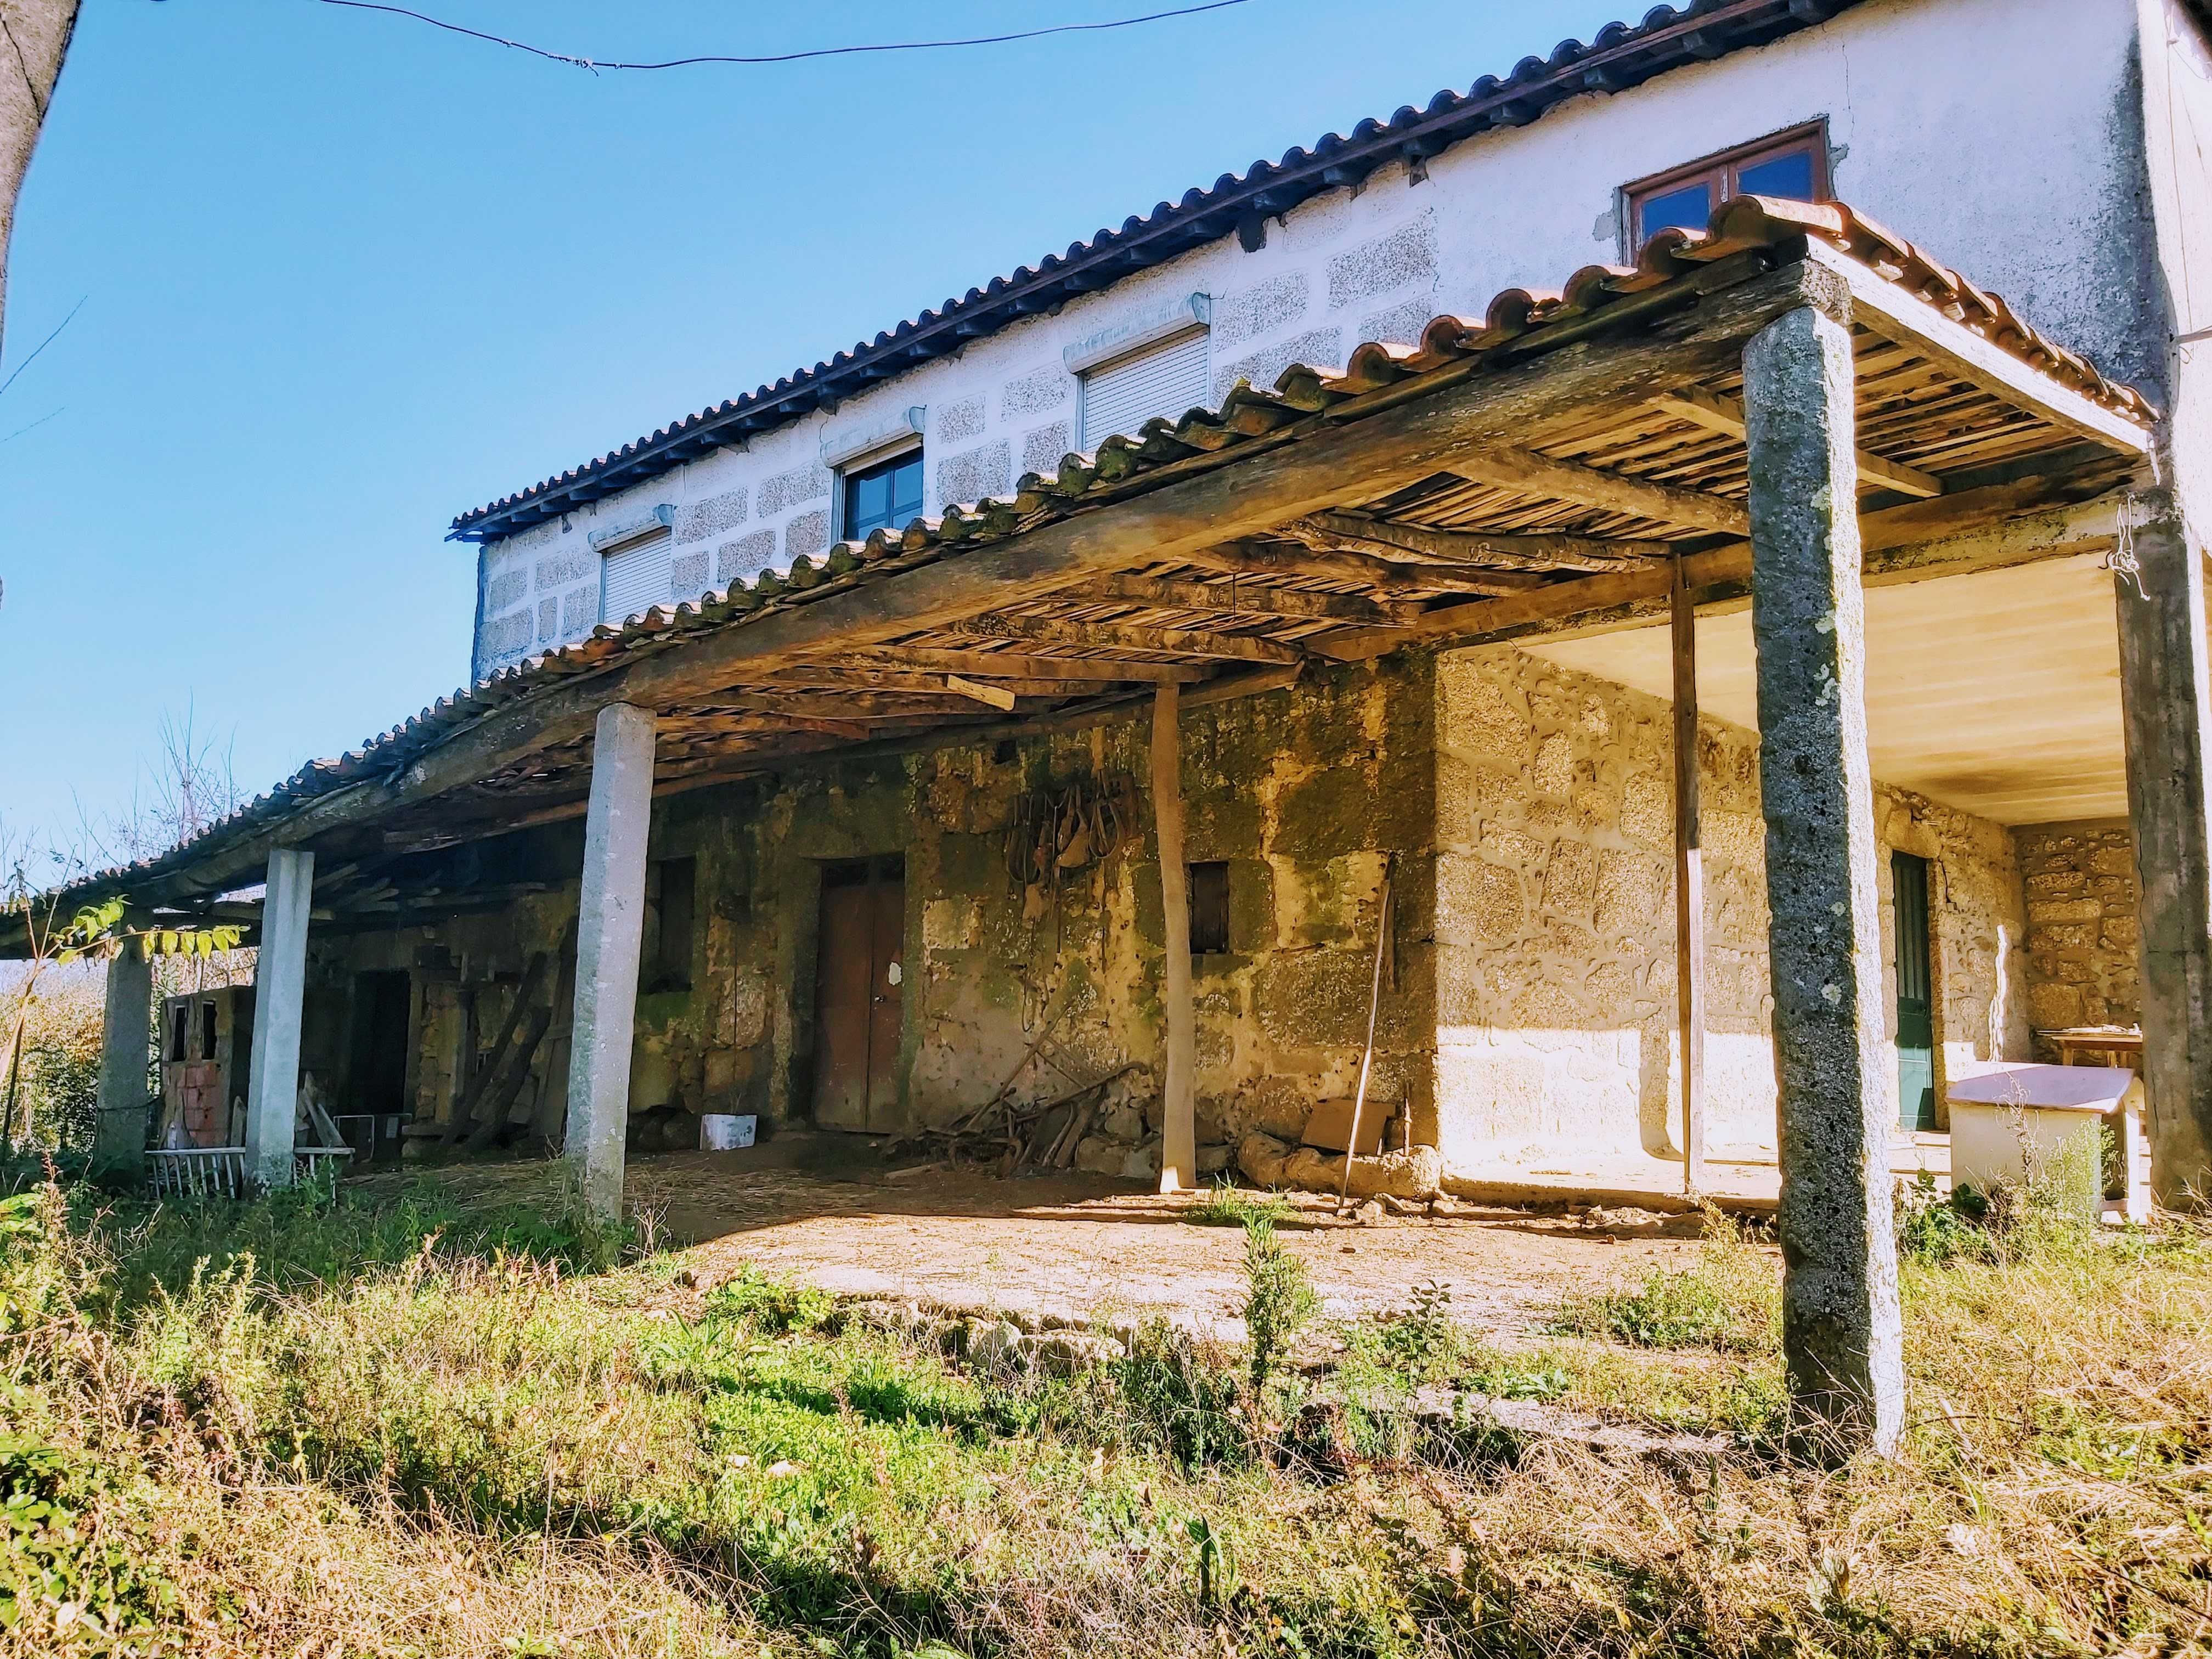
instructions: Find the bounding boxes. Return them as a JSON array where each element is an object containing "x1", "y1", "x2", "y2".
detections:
[{"x1": 1301, "y1": 1097, "x2": 1388, "y2": 1156}]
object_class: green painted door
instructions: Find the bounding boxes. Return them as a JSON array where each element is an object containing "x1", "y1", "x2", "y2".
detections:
[{"x1": 1892, "y1": 851, "x2": 1937, "y2": 1131}]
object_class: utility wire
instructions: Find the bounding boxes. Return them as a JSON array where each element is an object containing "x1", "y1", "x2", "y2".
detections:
[
  {"x1": 0, "y1": 296, "x2": 87, "y2": 403},
  {"x1": 308, "y1": 0, "x2": 1265, "y2": 73}
]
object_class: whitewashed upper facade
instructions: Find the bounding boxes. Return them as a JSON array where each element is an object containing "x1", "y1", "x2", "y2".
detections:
[{"x1": 466, "y1": 0, "x2": 2212, "y2": 681}]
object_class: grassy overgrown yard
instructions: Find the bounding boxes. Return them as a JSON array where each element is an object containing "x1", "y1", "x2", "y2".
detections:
[{"x1": 1, "y1": 1170, "x2": 2208, "y2": 1658}]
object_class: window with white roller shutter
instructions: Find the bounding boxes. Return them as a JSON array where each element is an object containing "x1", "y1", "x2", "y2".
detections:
[
  {"x1": 1077, "y1": 326, "x2": 1209, "y2": 450},
  {"x1": 599, "y1": 526, "x2": 672, "y2": 624}
]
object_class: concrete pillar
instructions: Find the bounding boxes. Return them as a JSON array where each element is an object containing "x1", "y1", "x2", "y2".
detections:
[
  {"x1": 565, "y1": 702, "x2": 657, "y2": 1221},
  {"x1": 93, "y1": 929, "x2": 154, "y2": 1173},
  {"x1": 1743, "y1": 303, "x2": 1905, "y2": 1457},
  {"x1": 2114, "y1": 483, "x2": 2212, "y2": 1205},
  {"x1": 244, "y1": 848, "x2": 314, "y2": 1190}
]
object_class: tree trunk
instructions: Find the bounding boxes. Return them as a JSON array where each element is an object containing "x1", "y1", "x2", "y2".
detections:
[{"x1": 0, "y1": 0, "x2": 81, "y2": 355}]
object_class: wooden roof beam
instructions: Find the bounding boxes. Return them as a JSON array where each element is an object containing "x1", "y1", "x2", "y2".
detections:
[
  {"x1": 1182, "y1": 538, "x2": 1543, "y2": 596},
  {"x1": 1290, "y1": 511, "x2": 1671, "y2": 572},
  {"x1": 839, "y1": 646, "x2": 1208, "y2": 683},
  {"x1": 957, "y1": 616, "x2": 1309, "y2": 664},
  {"x1": 1649, "y1": 385, "x2": 1943, "y2": 498},
  {"x1": 1805, "y1": 242, "x2": 2152, "y2": 455},
  {"x1": 761, "y1": 667, "x2": 1125, "y2": 697},
  {"x1": 1312, "y1": 480, "x2": 2131, "y2": 662},
  {"x1": 1057, "y1": 572, "x2": 1414, "y2": 624}
]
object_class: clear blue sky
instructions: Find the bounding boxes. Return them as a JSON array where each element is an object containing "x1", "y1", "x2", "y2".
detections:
[{"x1": 1, "y1": 0, "x2": 1627, "y2": 861}]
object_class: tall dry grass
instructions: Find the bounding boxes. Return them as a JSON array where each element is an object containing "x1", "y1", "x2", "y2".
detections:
[{"x1": 0, "y1": 1175, "x2": 2206, "y2": 1656}]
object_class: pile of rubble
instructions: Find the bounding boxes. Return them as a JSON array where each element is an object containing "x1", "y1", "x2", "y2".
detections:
[{"x1": 891, "y1": 1063, "x2": 1235, "y2": 1180}]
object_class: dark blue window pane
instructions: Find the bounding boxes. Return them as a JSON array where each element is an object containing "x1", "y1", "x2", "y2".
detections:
[
  {"x1": 843, "y1": 450, "x2": 925, "y2": 539},
  {"x1": 1639, "y1": 180, "x2": 1713, "y2": 238},
  {"x1": 1737, "y1": 149, "x2": 1816, "y2": 201}
]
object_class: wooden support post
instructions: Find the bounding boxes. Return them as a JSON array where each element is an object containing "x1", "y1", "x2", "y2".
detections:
[
  {"x1": 2114, "y1": 482, "x2": 2212, "y2": 1204},
  {"x1": 1671, "y1": 557, "x2": 1706, "y2": 1196},
  {"x1": 1743, "y1": 303, "x2": 1904, "y2": 1457},
  {"x1": 1152, "y1": 683, "x2": 1197, "y2": 1193}
]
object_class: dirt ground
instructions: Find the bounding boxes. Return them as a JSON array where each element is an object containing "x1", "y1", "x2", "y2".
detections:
[{"x1": 394, "y1": 1143, "x2": 1716, "y2": 1341}]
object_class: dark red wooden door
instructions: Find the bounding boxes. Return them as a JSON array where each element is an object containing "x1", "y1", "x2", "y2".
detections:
[
  {"x1": 867, "y1": 874, "x2": 905, "y2": 1126},
  {"x1": 812, "y1": 861, "x2": 905, "y2": 1131}
]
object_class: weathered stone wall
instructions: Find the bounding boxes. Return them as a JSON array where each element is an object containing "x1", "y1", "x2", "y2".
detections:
[
  {"x1": 2013, "y1": 819, "x2": 2141, "y2": 1033},
  {"x1": 311, "y1": 656, "x2": 1438, "y2": 1171},
  {"x1": 682, "y1": 651, "x2": 1438, "y2": 1173},
  {"x1": 1432, "y1": 647, "x2": 2029, "y2": 1172},
  {"x1": 309, "y1": 641, "x2": 2043, "y2": 1177}
]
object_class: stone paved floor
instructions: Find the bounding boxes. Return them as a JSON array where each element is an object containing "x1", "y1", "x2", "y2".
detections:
[{"x1": 386, "y1": 1149, "x2": 1722, "y2": 1341}]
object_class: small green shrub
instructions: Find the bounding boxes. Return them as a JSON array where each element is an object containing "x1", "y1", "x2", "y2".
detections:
[
  {"x1": 1377, "y1": 1278, "x2": 1459, "y2": 1376},
  {"x1": 0, "y1": 1430, "x2": 176, "y2": 1639},
  {"x1": 1113, "y1": 1319, "x2": 1252, "y2": 1469},
  {"x1": 1560, "y1": 1207, "x2": 1778, "y2": 1353},
  {"x1": 702, "y1": 1265, "x2": 836, "y2": 1333},
  {"x1": 1240, "y1": 1215, "x2": 1318, "y2": 1390},
  {"x1": 1897, "y1": 1169, "x2": 1991, "y2": 1264},
  {"x1": 1185, "y1": 1181, "x2": 1293, "y2": 1229}
]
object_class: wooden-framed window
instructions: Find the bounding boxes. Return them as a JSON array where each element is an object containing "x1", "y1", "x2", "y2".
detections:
[
  {"x1": 1624, "y1": 121, "x2": 1830, "y2": 246},
  {"x1": 840, "y1": 448, "x2": 924, "y2": 541}
]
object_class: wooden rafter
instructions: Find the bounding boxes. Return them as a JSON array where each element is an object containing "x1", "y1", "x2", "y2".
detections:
[
  {"x1": 1311, "y1": 479, "x2": 2130, "y2": 662},
  {"x1": 1448, "y1": 443, "x2": 1752, "y2": 535},
  {"x1": 1649, "y1": 385, "x2": 1943, "y2": 498}
]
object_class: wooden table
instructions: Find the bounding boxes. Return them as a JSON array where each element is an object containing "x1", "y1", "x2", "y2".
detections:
[{"x1": 2039, "y1": 1026, "x2": 2144, "y2": 1068}]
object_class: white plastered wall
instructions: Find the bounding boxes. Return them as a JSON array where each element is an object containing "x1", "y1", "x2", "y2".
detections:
[
  {"x1": 1432, "y1": 648, "x2": 2032, "y2": 1173},
  {"x1": 472, "y1": 0, "x2": 2161, "y2": 678}
]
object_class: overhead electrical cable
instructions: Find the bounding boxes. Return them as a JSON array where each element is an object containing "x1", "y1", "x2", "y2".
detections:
[{"x1": 307, "y1": 0, "x2": 1266, "y2": 73}]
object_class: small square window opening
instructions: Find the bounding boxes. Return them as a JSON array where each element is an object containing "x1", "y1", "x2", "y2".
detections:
[
  {"x1": 644, "y1": 857, "x2": 697, "y2": 993},
  {"x1": 1624, "y1": 122, "x2": 1830, "y2": 247},
  {"x1": 1188, "y1": 861, "x2": 1231, "y2": 957},
  {"x1": 841, "y1": 449, "x2": 925, "y2": 541}
]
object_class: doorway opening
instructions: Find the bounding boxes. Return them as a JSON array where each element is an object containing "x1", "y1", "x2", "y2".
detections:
[
  {"x1": 1892, "y1": 851, "x2": 1938, "y2": 1131},
  {"x1": 811, "y1": 855, "x2": 906, "y2": 1132},
  {"x1": 346, "y1": 970, "x2": 413, "y2": 1164}
]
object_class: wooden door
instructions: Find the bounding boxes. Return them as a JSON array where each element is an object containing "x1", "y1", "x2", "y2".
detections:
[
  {"x1": 812, "y1": 858, "x2": 905, "y2": 1132},
  {"x1": 1892, "y1": 851, "x2": 1938, "y2": 1131}
]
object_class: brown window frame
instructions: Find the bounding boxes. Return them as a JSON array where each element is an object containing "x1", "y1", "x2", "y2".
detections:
[{"x1": 1623, "y1": 120, "x2": 1831, "y2": 249}]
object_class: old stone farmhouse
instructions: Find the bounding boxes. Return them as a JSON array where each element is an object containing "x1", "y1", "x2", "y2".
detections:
[{"x1": 15, "y1": 0, "x2": 2212, "y2": 1448}]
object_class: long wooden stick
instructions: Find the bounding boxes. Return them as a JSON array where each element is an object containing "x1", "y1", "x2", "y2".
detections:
[
  {"x1": 1341, "y1": 855, "x2": 1395, "y2": 1200},
  {"x1": 1153, "y1": 683, "x2": 1196, "y2": 1193},
  {"x1": 445, "y1": 950, "x2": 549, "y2": 1144},
  {"x1": 1672, "y1": 556, "x2": 1707, "y2": 1195}
]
